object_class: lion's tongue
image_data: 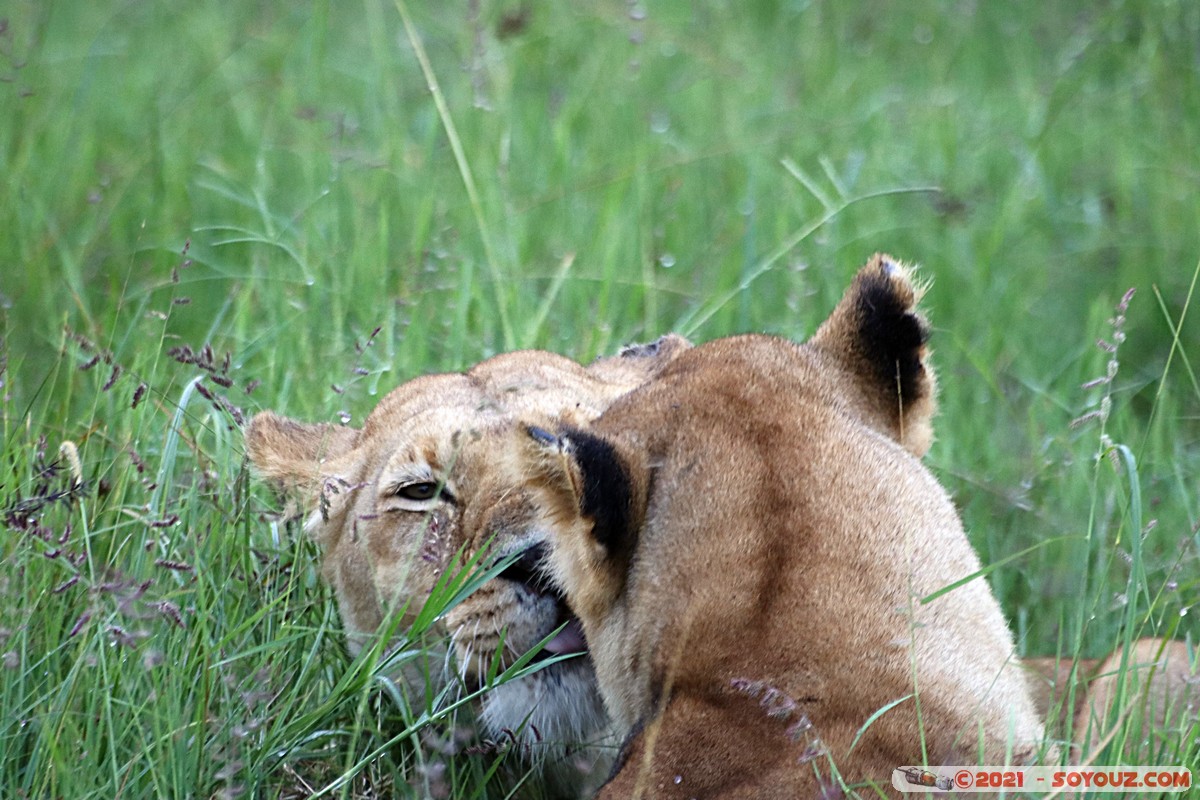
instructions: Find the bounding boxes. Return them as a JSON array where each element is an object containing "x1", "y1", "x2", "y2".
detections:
[{"x1": 544, "y1": 618, "x2": 587, "y2": 655}]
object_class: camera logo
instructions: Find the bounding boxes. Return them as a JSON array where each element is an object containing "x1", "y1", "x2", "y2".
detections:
[{"x1": 895, "y1": 766, "x2": 954, "y2": 791}]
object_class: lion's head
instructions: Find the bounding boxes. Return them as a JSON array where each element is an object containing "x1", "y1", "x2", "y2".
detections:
[{"x1": 244, "y1": 336, "x2": 690, "y2": 788}]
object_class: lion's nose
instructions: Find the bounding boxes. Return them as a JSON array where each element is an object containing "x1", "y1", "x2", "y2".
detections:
[{"x1": 496, "y1": 541, "x2": 552, "y2": 595}]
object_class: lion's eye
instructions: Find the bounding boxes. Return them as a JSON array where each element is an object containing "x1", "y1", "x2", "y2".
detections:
[{"x1": 396, "y1": 482, "x2": 440, "y2": 501}]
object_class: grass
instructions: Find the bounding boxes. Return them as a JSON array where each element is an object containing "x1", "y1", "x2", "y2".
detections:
[{"x1": 1, "y1": 0, "x2": 1197, "y2": 796}]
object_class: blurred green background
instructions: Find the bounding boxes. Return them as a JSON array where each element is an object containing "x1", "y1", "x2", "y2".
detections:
[{"x1": 1, "y1": 1, "x2": 1197, "y2": 796}]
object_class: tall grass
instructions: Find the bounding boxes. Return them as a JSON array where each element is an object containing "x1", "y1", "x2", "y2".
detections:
[{"x1": 1, "y1": 1, "x2": 1197, "y2": 796}]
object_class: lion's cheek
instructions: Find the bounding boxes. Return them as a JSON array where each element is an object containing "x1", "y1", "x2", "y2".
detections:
[
  {"x1": 362, "y1": 513, "x2": 453, "y2": 612},
  {"x1": 445, "y1": 587, "x2": 561, "y2": 677},
  {"x1": 546, "y1": 526, "x2": 618, "y2": 632}
]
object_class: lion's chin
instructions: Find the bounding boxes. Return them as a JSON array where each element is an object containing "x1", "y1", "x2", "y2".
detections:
[{"x1": 481, "y1": 656, "x2": 614, "y2": 793}]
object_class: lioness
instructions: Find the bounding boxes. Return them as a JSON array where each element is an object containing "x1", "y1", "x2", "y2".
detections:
[
  {"x1": 1041, "y1": 633, "x2": 1200, "y2": 762},
  {"x1": 494, "y1": 255, "x2": 1045, "y2": 796},
  {"x1": 247, "y1": 265, "x2": 1193, "y2": 796},
  {"x1": 245, "y1": 336, "x2": 690, "y2": 792}
]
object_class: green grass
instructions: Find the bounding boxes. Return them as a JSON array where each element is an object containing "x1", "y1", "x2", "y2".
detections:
[{"x1": 1, "y1": 0, "x2": 1198, "y2": 796}]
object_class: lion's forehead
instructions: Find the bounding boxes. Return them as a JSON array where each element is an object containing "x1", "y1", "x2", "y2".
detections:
[
  {"x1": 358, "y1": 353, "x2": 621, "y2": 439},
  {"x1": 467, "y1": 350, "x2": 585, "y2": 385},
  {"x1": 363, "y1": 408, "x2": 502, "y2": 479},
  {"x1": 358, "y1": 374, "x2": 478, "y2": 432}
]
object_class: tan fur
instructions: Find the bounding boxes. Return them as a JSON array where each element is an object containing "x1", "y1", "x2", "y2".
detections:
[
  {"x1": 1022, "y1": 655, "x2": 1102, "y2": 733},
  {"x1": 1072, "y1": 638, "x2": 1197, "y2": 760},
  {"x1": 244, "y1": 336, "x2": 690, "y2": 791},
  {"x1": 502, "y1": 255, "x2": 1045, "y2": 797}
]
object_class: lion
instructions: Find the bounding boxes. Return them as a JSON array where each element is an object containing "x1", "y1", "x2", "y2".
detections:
[
  {"x1": 1076, "y1": 638, "x2": 1197, "y2": 759},
  {"x1": 245, "y1": 265, "x2": 1193, "y2": 797},
  {"x1": 483, "y1": 255, "x2": 1048, "y2": 796},
  {"x1": 244, "y1": 335, "x2": 690, "y2": 794},
  {"x1": 1027, "y1": 638, "x2": 1197, "y2": 761}
]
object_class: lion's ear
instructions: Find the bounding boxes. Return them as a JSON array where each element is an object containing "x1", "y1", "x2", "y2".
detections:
[
  {"x1": 244, "y1": 411, "x2": 360, "y2": 489},
  {"x1": 522, "y1": 425, "x2": 642, "y2": 556},
  {"x1": 585, "y1": 333, "x2": 693, "y2": 387},
  {"x1": 809, "y1": 253, "x2": 938, "y2": 457},
  {"x1": 520, "y1": 422, "x2": 643, "y2": 618},
  {"x1": 520, "y1": 423, "x2": 644, "y2": 610}
]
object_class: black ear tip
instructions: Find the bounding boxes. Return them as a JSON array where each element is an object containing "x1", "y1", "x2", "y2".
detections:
[{"x1": 527, "y1": 425, "x2": 559, "y2": 447}]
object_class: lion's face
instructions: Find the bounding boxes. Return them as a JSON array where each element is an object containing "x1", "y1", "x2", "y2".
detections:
[
  {"x1": 244, "y1": 338, "x2": 689, "y2": 774},
  {"x1": 337, "y1": 406, "x2": 581, "y2": 681}
]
